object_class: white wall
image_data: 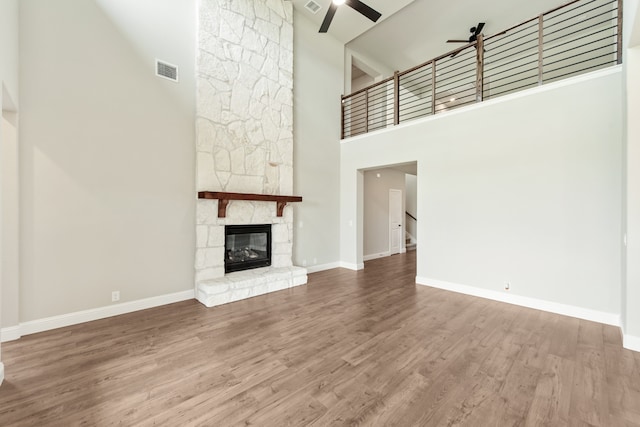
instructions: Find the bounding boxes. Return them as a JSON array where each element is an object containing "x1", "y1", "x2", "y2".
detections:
[
  {"x1": 341, "y1": 68, "x2": 623, "y2": 316},
  {"x1": 344, "y1": 49, "x2": 394, "y2": 94},
  {"x1": 363, "y1": 168, "x2": 405, "y2": 258},
  {"x1": 2, "y1": 114, "x2": 19, "y2": 329},
  {"x1": 0, "y1": 0, "x2": 19, "y2": 107},
  {"x1": 625, "y1": 46, "x2": 640, "y2": 344},
  {"x1": 292, "y1": 11, "x2": 343, "y2": 271},
  {"x1": 352, "y1": 74, "x2": 375, "y2": 93},
  {"x1": 0, "y1": 0, "x2": 19, "y2": 385},
  {"x1": 630, "y1": 0, "x2": 640, "y2": 46},
  {"x1": 19, "y1": 0, "x2": 196, "y2": 322},
  {"x1": 624, "y1": 0, "x2": 640, "y2": 347}
]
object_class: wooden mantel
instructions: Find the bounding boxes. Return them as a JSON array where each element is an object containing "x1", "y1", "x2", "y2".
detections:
[{"x1": 198, "y1": 191, "x2": 303, "y2": 218}]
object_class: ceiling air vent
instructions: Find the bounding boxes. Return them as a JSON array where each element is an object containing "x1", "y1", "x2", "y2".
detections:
[
  {"x1": 156, "y1": 59, "x2": 179, "y2": 82},
  {"x1": 304, "y1": 0, "x2": 321, "y2": 14}
]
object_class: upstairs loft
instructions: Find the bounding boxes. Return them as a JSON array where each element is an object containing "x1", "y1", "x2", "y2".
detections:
[{"x1": 341, "y1": 0, "x2": 622, "y2": 139}]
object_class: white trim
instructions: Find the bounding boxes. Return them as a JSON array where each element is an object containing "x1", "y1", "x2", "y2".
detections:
[
  {"x1": 340, "y1": 261, "x2": 364, "y2": 271},
  {"x1": 0, "y1": 362, "x2": 4, "y2": 386},
  {"x1": 342, "y1": 65, "x2": 622, "y2": 145},
  {"x1": 364, "y1": 251, "x2": 390, "y2": 261},
  {"x1": 305, "y1": 262, "x2": 341, "y2": 274},
  {"x1": 623, "y1": 333, "x2": 640, "y2": 352},
  {"x1": 416, "y1": 276, "x2": 620, "y2": 326},
  {"x1": 5, "y1": 289, "x2": 194, "y2": 340},
  {"x1": 0, "y1": 325, "x2": 21, "y2": 342}
]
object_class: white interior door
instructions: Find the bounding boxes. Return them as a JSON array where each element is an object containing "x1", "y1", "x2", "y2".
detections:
[{"x1": 389, "y1": 189, "x2": 402, "y2": 255}]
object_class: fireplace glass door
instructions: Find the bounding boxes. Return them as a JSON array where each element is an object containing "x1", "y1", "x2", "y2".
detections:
[{"x1": 225, "y1": 224, "x2": 271, "y2": 273}]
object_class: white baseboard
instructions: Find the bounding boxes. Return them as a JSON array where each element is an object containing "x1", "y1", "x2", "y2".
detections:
[
  {"x1": 416, "y1": 276, "x2": 620, "y2": 327},
  {"x1": 340, "y1": 261, "x2": 364, "y2": 271},
  {"x1": 0, "y1": 325, "x2": 21, "y2": 342},
  {"x1": 305, "y1": 262, "x2": 341, "y2": 274},
  {"x1": 2, "y1": 289, "x2": 195, "y2": 342},
  {"x1": 364, "y1": 252, "x2": 390, "y2": 261},
  {"x1": 0, "y1": 362, "x2": 4, "y2": 386},
  {"x1": 623, "y1": 333, "x2": 640, "y2": 352}
]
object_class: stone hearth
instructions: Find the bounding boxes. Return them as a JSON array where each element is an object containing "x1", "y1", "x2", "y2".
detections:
[{"x1": 197, "y1": 265, "x2": 307, "y2": 307}]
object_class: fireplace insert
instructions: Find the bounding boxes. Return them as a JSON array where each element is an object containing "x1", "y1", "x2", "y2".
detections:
[{"x1": 225, "y1": 224, "x2": 272, "y2": 273}]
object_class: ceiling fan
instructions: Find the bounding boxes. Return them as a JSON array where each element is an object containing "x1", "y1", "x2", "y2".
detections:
[
  {"x1": 447, "y1": 22, "x2": 485, "y2": 44},
  {"x1": 319, "y1": 0, "x2": 382, "y2": 33},
  {"x1": 447, "y1": 23, "x2": 485, "y2": 57}
]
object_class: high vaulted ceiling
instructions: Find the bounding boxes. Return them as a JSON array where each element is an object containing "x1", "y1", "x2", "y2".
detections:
[
  {"x1": 292, "y1": 0, "x2": 572, "y2": 72},
  {"x1": 289, "y1": 0, "x2": 414, "y2": 45}
]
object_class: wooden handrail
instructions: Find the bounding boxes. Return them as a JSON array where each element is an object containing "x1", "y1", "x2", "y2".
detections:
[{"x1": 481, "y1": 0, "x2": 582, "y2": 44}]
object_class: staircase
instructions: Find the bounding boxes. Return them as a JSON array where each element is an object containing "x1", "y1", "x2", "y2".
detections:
[
  {"x1": 405, "y1": 211, "x2": 417, "y2": 251},
  {"x1": 405, "y1": 235, "x2": 416, "y2": 251}
]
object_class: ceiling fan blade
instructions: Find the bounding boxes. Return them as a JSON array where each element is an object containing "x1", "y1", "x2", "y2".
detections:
[
  {"x1": 346, "y1": 0, "x2": 382, "y2": 23},
  {"x1": 447, "y1": 39, "x2": 469, "y2": 43},
  {"x1": 475, "y1": 22, "x2": 485, "y2": 35},
  {"x1": 319, "y1": 3, "x2": 338, "y2": 33}
]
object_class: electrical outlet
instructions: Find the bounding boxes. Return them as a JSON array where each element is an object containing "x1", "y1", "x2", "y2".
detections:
[
  {"x1": 504, "y1": 282, "x2": 510, "y2": 291},
  {"x1": 112, "y1": 291, "x2": 120, "y2": 302}
]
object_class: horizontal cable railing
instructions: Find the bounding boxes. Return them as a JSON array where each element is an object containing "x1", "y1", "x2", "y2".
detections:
[{"x1": 341, "y1": 0, "x2": 622, "y2": 139}]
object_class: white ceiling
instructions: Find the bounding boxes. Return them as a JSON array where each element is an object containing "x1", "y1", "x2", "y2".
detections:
[
  {"x1": 289, "y1": 0, "x2": 414, "y2": 45},
  {"x1": 292, "y1": 0, "x2": 569, "y2": 72}
]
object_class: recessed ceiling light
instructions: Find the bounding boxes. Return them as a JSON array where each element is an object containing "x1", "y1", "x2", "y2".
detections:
[{"x1": 333, "y1": 0, "x2": 346, "y2": 5}]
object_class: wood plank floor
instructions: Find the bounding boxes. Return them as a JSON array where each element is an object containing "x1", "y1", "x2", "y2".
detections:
[{"x1": 1, "y1": 252, "x2": 639, "y2": 426}]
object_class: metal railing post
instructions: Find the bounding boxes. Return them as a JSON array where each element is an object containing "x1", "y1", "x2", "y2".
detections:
[
  {"x1": 431, "y1": 61, "x2": 436, "y2": 115},
  {"x1": 617, "y1": 0, "x2": 624, "y2": 64},
  {"x1": 340, "y1": 96, "x2": 345, "y2": 139},
  {"x1": 365, "y1": 90, "x2": 369, "y2": 134},
  {"x1": 538, "y1": 14, "x2": 544, "y2": 85},
  {"x1": 393, "y1": 71, "x2": 400, "y2": 125},
  {"x1": 475, "y1": 35, "x2": 484, "y2": 103}
]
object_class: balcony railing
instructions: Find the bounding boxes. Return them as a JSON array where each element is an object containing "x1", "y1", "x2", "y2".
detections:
[{"x1": 341, "y1": 0, "x2": 622, "y2": 139}]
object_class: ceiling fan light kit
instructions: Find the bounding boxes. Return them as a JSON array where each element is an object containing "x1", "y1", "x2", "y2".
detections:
[{"x1": 319, "y1": 0, "x2": 382, "y2": 33}]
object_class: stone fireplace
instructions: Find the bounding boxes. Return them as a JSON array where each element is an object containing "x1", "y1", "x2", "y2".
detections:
[{"x1": 194, "y1": 0, "x2": 307, "y2": 308}]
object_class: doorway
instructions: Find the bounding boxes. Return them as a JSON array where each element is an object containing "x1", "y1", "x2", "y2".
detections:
[{"x1": 362, "y1": 162, "x2": 418, "y2": 265}]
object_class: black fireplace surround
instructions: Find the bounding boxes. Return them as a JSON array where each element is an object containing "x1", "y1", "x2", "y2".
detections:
[{"x1": 225, "y1": 224, "x2": 272, "y2": 273}]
